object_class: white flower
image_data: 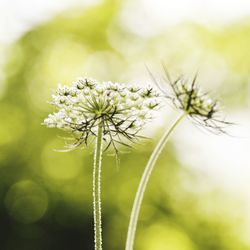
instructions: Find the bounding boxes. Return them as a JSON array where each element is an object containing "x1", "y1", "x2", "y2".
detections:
[{"x1": 44, "y1": 77, "x2": 161, "y2": 151}]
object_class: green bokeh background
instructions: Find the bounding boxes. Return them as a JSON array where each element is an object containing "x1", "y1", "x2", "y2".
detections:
[{"x1": 0, "y1": 0, "x2": 249, "y2": 249}]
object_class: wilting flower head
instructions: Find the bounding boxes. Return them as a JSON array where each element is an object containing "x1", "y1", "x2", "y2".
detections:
[
  {"x1": 43, "y1": 77, "x2": 161, "y2": 152},
  {"x1": 149, "y1": 66, "x2": 232, "y2": 134}
]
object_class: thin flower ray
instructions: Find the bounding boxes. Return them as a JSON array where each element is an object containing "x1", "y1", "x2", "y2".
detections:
[{"x1": 148, "y1": 65, "x2": 233, "y2": 134}]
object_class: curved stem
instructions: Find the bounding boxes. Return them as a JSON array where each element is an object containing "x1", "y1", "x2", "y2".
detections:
[
  {"x1": 93, "y1": 122, "x2": 103, "y2": 250},
  {"x1": 125, "y1": 113, "x2": 186, "y2": 250}
]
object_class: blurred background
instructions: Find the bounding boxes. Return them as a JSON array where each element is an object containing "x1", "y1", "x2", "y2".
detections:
[{"x1": 0, "y1": 0, "x2": 250, "y2": 249}]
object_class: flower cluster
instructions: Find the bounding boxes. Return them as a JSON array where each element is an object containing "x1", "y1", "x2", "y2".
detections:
[
  {"x1": 44, "y1": 78, "x2": 161, "y2": 151},
  {"x1": 148, "y1": 66, "x2": 232, "y2": 134},
  {"x1": 171, "y1": 77, "x2": 232, "y2": 133}
]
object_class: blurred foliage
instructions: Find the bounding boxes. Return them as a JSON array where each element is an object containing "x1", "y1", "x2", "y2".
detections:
[{"x1": 0, "y1": 0, "x2": 249, "y2": 249}]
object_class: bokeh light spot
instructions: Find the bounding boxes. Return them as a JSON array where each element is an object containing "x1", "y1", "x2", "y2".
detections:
[
  {"x1": 41, "y1": 139, "x2": 83, "y2": 180},
  {"x1": 137, "y1": 223, "x2": 195, "y2": 250},
  {"x1": 27, "y1": 37, "x2": 88, "y2": 112},
  {"x1": 0, "y1": 104, "x2": 25, "y2": 146},
  {"x1": 5, "y1": 180, "x2": 48, "y2": 224}
]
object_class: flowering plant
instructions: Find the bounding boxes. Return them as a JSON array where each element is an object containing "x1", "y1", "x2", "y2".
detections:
[
  {"x1": 125, "y1": 67, "x2": 232, "y2": 250},
  {"x1": 43, "y1": 77, "x2": 161, "y2": 250}
]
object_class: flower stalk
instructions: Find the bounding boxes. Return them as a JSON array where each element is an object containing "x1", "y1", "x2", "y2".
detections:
[
  {"x1": 125, "y1": 113, "x2": 186, "y2": 250},
  {"x1": 126, "y1": 67, "x2": 231, "y2": 250},
  {"x1": 93, "y1": 122, "x2": 103, "y2": 250},
  {"x1": 43, "y1": 77, "x2": 161, "y2": 250}
]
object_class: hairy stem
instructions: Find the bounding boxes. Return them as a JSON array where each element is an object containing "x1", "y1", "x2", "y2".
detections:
[
  {"x1": 93, "y1": 122, "x2": 103, "y2": 250},
  {"x1": 125, "y1": 113, "x2": 186, "y2": 250}
]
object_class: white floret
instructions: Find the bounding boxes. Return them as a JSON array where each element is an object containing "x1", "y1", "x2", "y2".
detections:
[{"x1": 44, "y1": 77, "x2": 162, "y2": 142}]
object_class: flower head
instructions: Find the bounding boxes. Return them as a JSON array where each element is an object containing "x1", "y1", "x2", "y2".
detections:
[
  {"x1": 148, "y1": 66, "x2": 232, "y2": 134},
  {"x1": 43, "y1": 77, "x2": 161, "y2": 152}
]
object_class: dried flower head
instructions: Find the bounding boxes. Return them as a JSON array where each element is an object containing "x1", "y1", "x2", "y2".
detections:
[
  {"x1": 148, "y1": 66, "x2": 232, "y2": 134},
  {"x1": 43, "y1": 77, "x2": 161, "y2": 152}
]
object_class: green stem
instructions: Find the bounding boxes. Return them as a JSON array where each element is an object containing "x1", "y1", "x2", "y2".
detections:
[
  {"x1": 125, "y1": 113, "x2": 186, "y2": 250},
  {"x1": 93, "y1": 122, "x2": 103, "y2": 250}
]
